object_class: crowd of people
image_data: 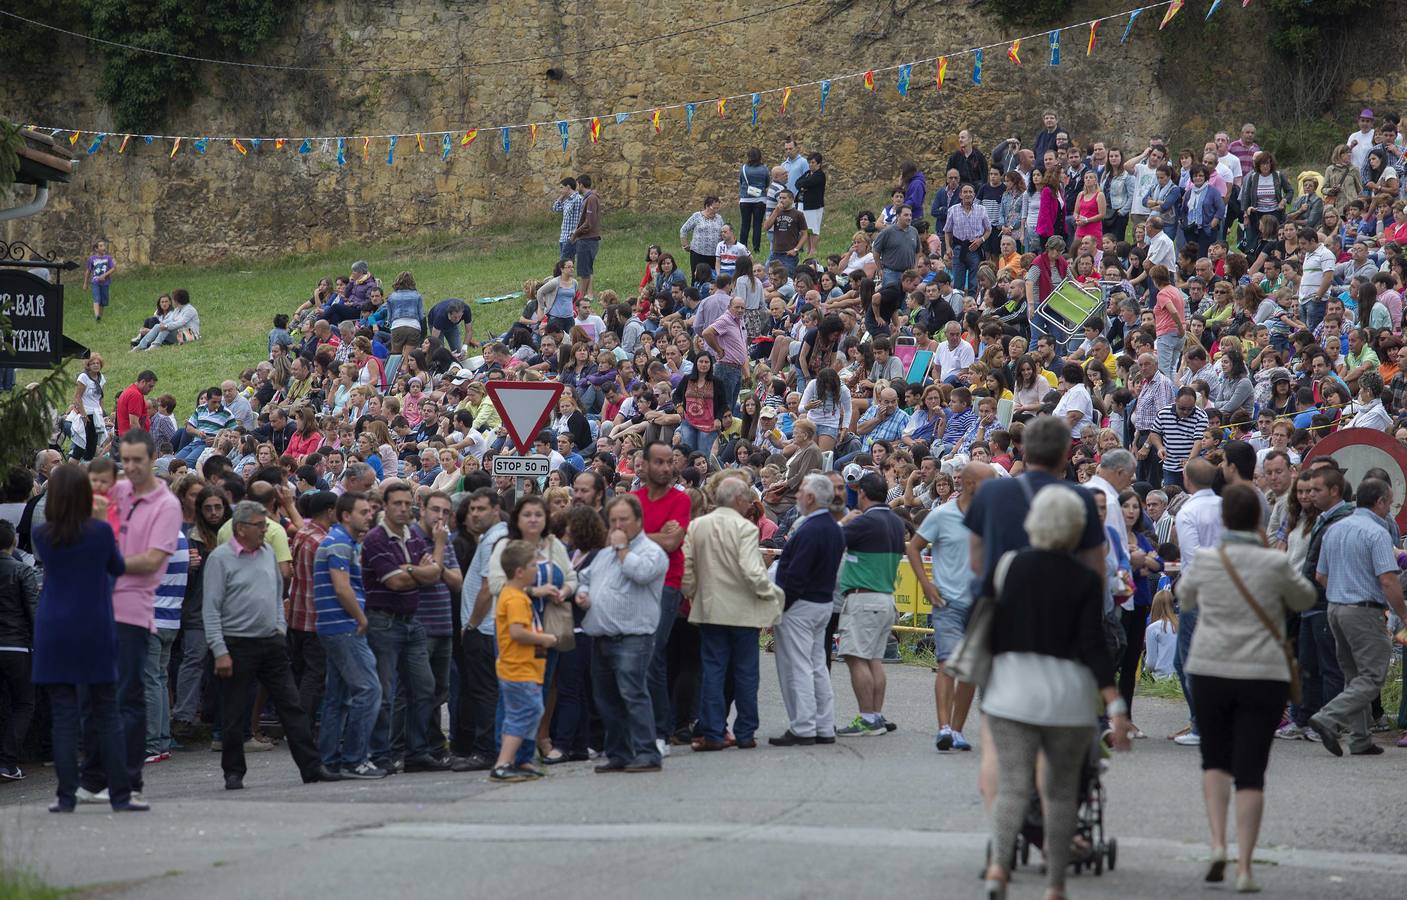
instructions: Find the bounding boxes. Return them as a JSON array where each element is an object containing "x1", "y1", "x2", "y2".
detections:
[{"x1": 3, "y1": 106, "x2": 1407, "y2": 895}]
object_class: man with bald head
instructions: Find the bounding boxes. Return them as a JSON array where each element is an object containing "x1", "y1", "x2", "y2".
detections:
[
  {"x1": 947, "y1": 129, "x2": 988, "y2": 187},
  {"x1": 908, "y1": 461, "x2": 994, "y2": 751},
  {"x1": 1131, "y1": 352, "x2": 1174, "y2": 486},
  {"x1": 852, "y1": 387, "x2": 911, "y2": 456}
]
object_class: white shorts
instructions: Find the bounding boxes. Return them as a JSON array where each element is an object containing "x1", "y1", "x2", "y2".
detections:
[{"x1": 802, "y1": 207, "x2": 823, "y2": 235}]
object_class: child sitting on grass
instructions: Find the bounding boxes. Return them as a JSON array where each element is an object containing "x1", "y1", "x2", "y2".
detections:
[{"x1": 492, "y1": 540, "x2": 558, "y2": 783}]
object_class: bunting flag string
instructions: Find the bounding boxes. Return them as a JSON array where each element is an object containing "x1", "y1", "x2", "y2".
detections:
[{"x1": 31, "y1": 2, "x2": 1221, "y2": 163}]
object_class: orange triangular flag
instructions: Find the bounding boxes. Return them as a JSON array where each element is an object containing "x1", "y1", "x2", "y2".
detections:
[
  {"x1": 461, "y1": 129, "x2": 478, "y2": 146},
  {"x1": 1008, "y1": 39, "x2": 1022, "y2": 65}
]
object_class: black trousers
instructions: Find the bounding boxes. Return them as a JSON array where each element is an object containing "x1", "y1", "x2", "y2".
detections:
[
  {"x1": 0, "y1": 652, "x2": 35, "y2": 768},
  {"x1": 1190, "y1": 674, "x2": 1286, "y2": 791},
  {"x1": 1117, "y1": 607, "x2": 1146, "y2": 716},
  {"x1": 217, "y1": 636, "x2": 320, "y2": 779},
  {"x1": 286, "y1": 629, "x2": 325, "y2": 728},
  {"x1": 739, "y1": 203, "x2": 766, "y2": 253},
  {"x1": 459, "y1": 629, "x2": 499, "y2": 758}
]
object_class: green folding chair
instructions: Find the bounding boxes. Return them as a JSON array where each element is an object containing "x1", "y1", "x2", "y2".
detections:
[{"x1": 1035, "y1": 278, "x2": 1106, "y2": 350}]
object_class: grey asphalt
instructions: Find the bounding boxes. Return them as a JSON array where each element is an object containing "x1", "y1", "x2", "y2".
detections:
[{"x1": 1, "y1": 662, "x2": 1404, "y2": 899}]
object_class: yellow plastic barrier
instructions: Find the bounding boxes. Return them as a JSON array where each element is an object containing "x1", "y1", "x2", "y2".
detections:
[{"x1": 892, "y1": 559, "x2": 934, "y2": 617}]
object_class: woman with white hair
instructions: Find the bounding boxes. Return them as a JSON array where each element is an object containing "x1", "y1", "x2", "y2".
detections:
[{"x1": 982, "y1": 485, "x2": 1129, "y2": 900}]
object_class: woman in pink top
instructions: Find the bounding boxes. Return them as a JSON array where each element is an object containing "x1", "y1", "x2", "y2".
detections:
[
  {"x1": 1074, "y1": 171, "x2": 1106, "y2": 243},
  {"x1": 1150, "y1": 264, "x2": 1186, "y2": 377}
]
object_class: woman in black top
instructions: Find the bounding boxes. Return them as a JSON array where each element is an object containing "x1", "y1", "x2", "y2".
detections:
[{"x1": 795, "y1": 152, "x2": 827, "y2": 257}]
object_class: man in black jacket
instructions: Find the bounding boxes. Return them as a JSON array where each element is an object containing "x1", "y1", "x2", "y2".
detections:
[
  {"x1": 256, "y1": 407, "x2": 296, "y2": 457},
  {"x1": 0, "y1": 520, "x2": 40, "y2": 780}
]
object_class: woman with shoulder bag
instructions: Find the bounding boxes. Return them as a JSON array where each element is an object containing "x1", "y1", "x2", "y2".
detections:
[
  {"x1": 1174, "y1": 483, "x2": 1316, "y2": 893},
  {"x1": 739, "y1": 148, "x2": 770, "y2": 255},
  {"x1": 981, "y1": 486, "x2": 1129, "y2": 900}
]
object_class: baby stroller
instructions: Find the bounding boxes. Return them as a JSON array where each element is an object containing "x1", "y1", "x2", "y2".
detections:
[{"x1": 996, "y1": 735, "x2": 1118, "y2": 877}]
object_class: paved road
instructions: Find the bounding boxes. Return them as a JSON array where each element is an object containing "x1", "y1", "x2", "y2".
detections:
[{"x1": 1, "y1": 663, "x2": 1403, "y2": 898}]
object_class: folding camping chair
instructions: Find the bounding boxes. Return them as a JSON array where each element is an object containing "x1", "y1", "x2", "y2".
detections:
[{"x1": 1034, "y1": 278, "x2": 1105, "y2": 354}]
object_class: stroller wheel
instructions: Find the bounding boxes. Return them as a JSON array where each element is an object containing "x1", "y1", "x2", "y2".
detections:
[
  {"x1": 1094, "y1": 843, "x2": 1105, "y2": 876},
  {"x1": 1107, "y1": 837, "x2": 1118, "y2": 871}
]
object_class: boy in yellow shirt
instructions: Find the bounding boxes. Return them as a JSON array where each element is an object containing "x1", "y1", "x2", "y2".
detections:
[{"x1": 491, "y1": 540, "x2": 557, "y2": 782}]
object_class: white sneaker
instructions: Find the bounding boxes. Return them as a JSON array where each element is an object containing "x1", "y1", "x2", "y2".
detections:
[
  {"x1": 655, "y1": 738, "x2": 671, "y2": 759},
  {"x1": 1173, "y1": 732, "x2": 1202, "y2": 746},
  {"x1": 75, "y1": 787, "x2": 109, "y2": 804}
]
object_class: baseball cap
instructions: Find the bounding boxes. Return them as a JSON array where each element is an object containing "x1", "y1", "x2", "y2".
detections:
[
  {"x1": 842, "y1": 463, "x2": 865, "y2": 485},
  {"x1": 759, "y1": 406, "x2": 778, "y2": 419},
  {"x1": 1361, "y1": 108, "x2": 1376, "y2": 120}
]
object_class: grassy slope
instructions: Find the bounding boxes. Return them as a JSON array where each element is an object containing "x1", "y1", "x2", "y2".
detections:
[{"x1": 45, "y1": 201, "x2": 871, "y2": 410}]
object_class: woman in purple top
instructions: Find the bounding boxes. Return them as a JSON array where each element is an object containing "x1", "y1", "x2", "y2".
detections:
[
  {"x1": 30, "y1": 465, "x2": 147, "y2": 812},
  {"x1": 85, "y1": 239, "x2": 117, "y2": 322}
]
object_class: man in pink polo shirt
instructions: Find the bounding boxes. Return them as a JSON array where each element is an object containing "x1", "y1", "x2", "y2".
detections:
[{"x1": 77, "y1": 429, "x2": 182, "y2": 806}]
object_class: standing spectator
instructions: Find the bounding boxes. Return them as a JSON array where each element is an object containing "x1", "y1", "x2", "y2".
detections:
[
  {"x1": 1132, "y1": 353, "x2": 1175, "y2": 485},
  {"x1": 84, "y1": 238, "x2": 117, "y2": 323},
  {"x1": 1171, "y1": 459, "x2": 1224, "y2": 748},
  {"x1": 115, "y1": 370, "x2": 157, "y2": 438},
  {"x1": 779, "y1": 136, "x2": 808, "y2": 192},
  {"x1": 0, "y1": 520, "x2": 39, "y2": 781},
  {"x1": 714, "y1": 224, "x2": 747, "y2": 279},
  {"x1": 142, "y1": 522, "x2": 187, "y2": 764},
  {"x1": 633, "y1": 442, "x2": 691, "y2": 756},
  {"x1": 1149, "y1": 388, "x2": 1209, "y2": 489},
  {"x1": 1150, "y1": 264, "x2": 1186, "y2": 378},
  {"x1": 762, "y1": 190, "x2": 809, "y2": 276},
  {"x1": 908, "y1": 462, "x2": 994, "y2": 752},
  {"x1": 681, "y1": 475, "x2": 783, "y2": 751},
  {"x1": 578, "y1": 494, "x2": 669, "y2": 772},
  {"x1": 204, "y1": 501, "x2": 331, "y2": 790},
  {"x1": 1298, "y1": 227, "x2": 1337, "y2": 331},
  {"x1": 771, "y1": 474, "x2": 845, "y2": 746},
  {"x1": 702, "y1": 294, "x2": 748, "y2": 420},
  {"x1": 982, "y1": 487, "x2": 1129, "y2": 900},
  {"x1": 834, "y1": 474, "x2": 907, "y2": 736},
  {"x1": 288, "y1": 491, "x2": 337, "y2": 731},
  {"x1": 489, "y1": 540, "x2": 559, "y2": 781},
  {"x1": 680, "y1": 196, "x2": 725, "y2": 276},
  {"x1": 172, "y1": 485, "x2": 224, "y2": 735},
  {"x1": 69, "y1": 354, "x2": 107, "y2": 462},
  {"x1": 459, "y1": 488, "x2": 508, "y2": 770},
  {"x1": 1177, "y1": 484, "x2": 1316, "y2": 892},
  {"x1": 552, "y1": 177, "x2": 582, "y2": 262},
  {"x1": 795, "y1": 153, "x2": 827, "y2": 257},
  {"x1": 570, "y1": 173, "x2": 601, "y2": 299},
  {"x1": 383, "y1": 271, "x2": 424, "y2": 385},
  {"x1": 314, "y1": 492, "x2": 386, "y2": 779},
  {"x1": 738, "y1": 149, "x2": 770, "y2": 254},
  {"x1": 871, "y1": 205, "x2": 919, "y2": 288},
  {"x1": 1309, "y1": 477, "x2": 1407, "y2": 755},
  {"x1": 944, "y1": 183, "x2": 992, "y2": 295},
  {"x1": 948, "y1": 129, "x2": 988, "y2": 186},
  {"x1": 410, "y1": 490, "x2": 462, "y2": 759},
  {"x1": 361, "y1": 481, "x2": 451, "y2": 773},
  {"x1": 31, "y1": 464, "x2": 146, "y2": 811}
]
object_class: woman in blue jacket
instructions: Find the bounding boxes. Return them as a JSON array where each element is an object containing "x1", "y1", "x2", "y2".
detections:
[{"x1": 739, "y1": 148, "x2": 770, "y2": 254}]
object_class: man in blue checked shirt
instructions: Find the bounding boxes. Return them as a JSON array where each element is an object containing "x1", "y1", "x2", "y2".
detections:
[
  {"x1": 552, "y1": 177, "x2": 583, "y2": 263},
  {"x1": 855, "y1": 387, "x2": 911, "y2": 451}
]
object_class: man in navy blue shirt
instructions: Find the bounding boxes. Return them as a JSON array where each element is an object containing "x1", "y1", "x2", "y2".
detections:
[{"x1": 771, "y1": 473, "x2": 847, "y2": 746}]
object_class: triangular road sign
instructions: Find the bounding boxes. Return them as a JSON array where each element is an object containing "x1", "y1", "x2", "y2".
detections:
[{"x1": 486, "y1": 380, "x2": 564, "y2": 454}]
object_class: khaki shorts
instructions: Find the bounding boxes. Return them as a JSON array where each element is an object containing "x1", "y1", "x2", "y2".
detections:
[
  {"x1": 390, "y1": 325, "x2": 423, "y2": 353},
  {"x1": 837, "y1": 591, "x2": 896, "y2": 660}
]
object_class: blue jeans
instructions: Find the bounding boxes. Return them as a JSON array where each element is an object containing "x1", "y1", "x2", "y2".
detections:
[
  {"x1": 494, "y1": 647, "x2": 556, "y2": 766},
  {"x1": 136, "y1": 328, "x2": 175, "y2": 350},
  {"x1": 91, "y1": 281, "x2": 110, "y2": 307},
  {"x1": 951, "y1": 246, "x2": 981, "y2": 294},
  {"x1": 51, "y1": 683, "x2": 132, "y2": 809},
  {"x1": 143, "y1": 628, "x2": 177, "y2": 755},
  {"x1": 650, "y1": 586, "x2": 683, "y2": 739},
  {"x1": 174, "y1": 437, "x2": 206, "y2": 466},
  {"x1": 1293, "y1": 610, "x2": 1344, "y2": 726},
  {"x1": 768, "y1": 252, "x2": 798, "y2": 276},
  {"x1": 677, "y1": 423, "x2": 719, "y2": 459},
  {"x1": 82, "y1": 622, "x2": 148, "y2": 793},
  {"x1": 592, "y1": 633, "x2": 659, "y2": 767},
  {"x1": 366, "y1": 610, "x2": 435, "y2": 763},
  {"x1": 716, "y1": 363, "x2": 743, "y2": 417},
  {"x1": 698, "y1": 624, "x2": 760, "y2": 742},
  {"x1": 1155, "y1": 333, "x2": 1181, "y2": 379},
  {"x1": 1174, "y1": 609, "x2": 1198, "y2": 732},
  {"x1": 320, "y1": 631, "x2": 382, "y2": 769},
  {"x1": 551, "y1": 632, "x2": 594, "y2": 755},
  {"x1": 1302, "y1": 298, "x2": 1327, "y2": 333},
  {"x1": 559, "y1": 239, "x2": 577, "y2": 263},
  {"x1": 499, "y1": 679, "x2": 545, "y2": 740}
]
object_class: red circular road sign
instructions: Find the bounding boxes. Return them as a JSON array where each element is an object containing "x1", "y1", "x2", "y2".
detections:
[{"x1": 1312, "y1": 428, "x2": 1407, "y2": 531}]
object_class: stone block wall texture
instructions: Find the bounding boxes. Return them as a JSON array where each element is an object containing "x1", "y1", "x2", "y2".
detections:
[{"x1": 0, "y1": 0, "x2": 1299, "y2": 265}]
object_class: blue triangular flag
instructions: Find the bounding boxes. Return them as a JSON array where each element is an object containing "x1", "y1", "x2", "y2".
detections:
[
  {"x1": 501, "y1": 127, "x2": 510, "y2": 155},
  {"x1": 1049, "y1": 30, "x2": 1061, "y2": 66},
  {"x1": 193, "y1": 138, "x2": 208, "y2": 154},
  {"x1": 896, "y1": 66, "x2": 910, "y2": 97},
  {"x1": 143, "y1": 135, "x2": 155, "y2": 144},
  {"x1": 336, "y1": 138, "x2": 346, "y2": 166},
  {"x1": 750, "y1": 92, "x2": 761, "y2": 126},
  {"x1": 820, "y1": 79, "x2": 831, "y2": 111},
  {"x1": 1205, "y1": 0, "x2": 1223, "y2": 20},
  {"x1": 1122, "y1": 8, "x2": 1142, "y2": 44},
  {"x1": 86, "y1": 133, "x2": 106, "y2": 154},
  {"x1": 387, "y1": 135, "x2": 397, "y2": 165},
  {"x1": 557, "y1": 121, "x2": 569, "y2": 151},
  {"x1": 685, "y1": 102, "x2": 696, "y2": 133},
  {"x1": 615, "y1": 112, "x2": 629, "y2": 125},
  {"x1": 250, "y1": 138, "x2": 262, "y2": 148},
  {"x1": 442, "y1": 132, "x2": 452, "y2": 161},
  {"x1": 972, "y1": 49, "x2": 983, "y2": 85},
  {"x1": 298, "y1": 139, "x2": 312, "y2": 155}
]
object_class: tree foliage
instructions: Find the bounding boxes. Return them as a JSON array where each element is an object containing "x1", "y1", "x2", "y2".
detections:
[
  {"x1": 0, "y1": 0, "x2": 294, "y2": 133},
  {"x1": 0, "y1": 119, "x2": 22, "y2": 189},
  {"x1": 1264, "y1": 0, "x2": 1374, "y2": 58}
]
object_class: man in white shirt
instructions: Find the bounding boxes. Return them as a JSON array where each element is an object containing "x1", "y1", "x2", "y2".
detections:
[
  {"x1": 714, "y1": 225, "x2": 748, "y2": 279},
  {"x1": 1298, "y1": 227, "x2": 1337, "y2": 331},
  {"x1": 779, "y1": 137, "x2": 808, "y2": 193},
  {"x1": 1052, "y1": 363, "x2": 1094, "y2": 428},
  {"x1": 935, "y1": 321, "x2": 974, "y2": 384},
  {"x1": 573, "y1": 297, "x2": 607, "y2": 341},
  {"x1": 1123, "y1": 144, "x2": 1168, "y2": 228},
  {"x1": 1213, "y1": 133, "x2": 1243, "y2": 187},
  {"x1": 1171, "y1": 458, "x2": 1222, "y2": 747},
  {"x1": 1085, "y1": 449, "x2": 1135, "y2": 570},
  {"x1": 1347, "y1": 109, "x2": 1377, "y2": 170},
  {"x1": 1347, "y1": 372, "x2": 1393, "y2": 432},
  {"x1": 1145, "y1": 215, "x2": 1176, "y2": 271}
]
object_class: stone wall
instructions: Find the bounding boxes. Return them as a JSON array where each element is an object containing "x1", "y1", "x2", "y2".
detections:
[{"x1": 1, "y1": 0, "x2": 1282, "y2": 265}]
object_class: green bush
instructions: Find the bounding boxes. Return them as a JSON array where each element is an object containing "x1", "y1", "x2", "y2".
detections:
[{"x1": 1260, "y1": 119, "x2": 1345, "y2": 168}]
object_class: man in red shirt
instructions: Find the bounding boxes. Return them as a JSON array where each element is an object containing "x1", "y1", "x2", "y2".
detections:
[
  {"x1": 115, "y1": 370, "x2": 158, "y2": 438},
  {"x1": 632, "y1": 441, "x2": 690, "y2": 750}
]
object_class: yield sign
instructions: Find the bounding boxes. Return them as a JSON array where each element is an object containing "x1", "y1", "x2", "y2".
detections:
[{"x1": 485, "y1": 380, "x2": 564, "y2": 454}]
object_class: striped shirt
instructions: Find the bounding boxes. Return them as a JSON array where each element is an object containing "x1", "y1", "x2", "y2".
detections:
[
  {"x1": 838, "y1": 506, "x2": 907, "y2": 594},
  {"x1": 313, "y1": 524, "x2": 362, "y2": 637},
  {"x1": 153, "y1": 531, "x2": 188, "y2": 631},
  {"x1": 187, "y1": 405, "x2": 235, "y2": 438},
  {"x1": 1133, "y1": 371, "x2": 1175, "y2": 432},
  {"x1": 412, "y1": 523, "x2": 460, "y2": 637},
  {"x1": 1152, "y1": 405, "x2": 1208, "y2": 473},
  {"x1": 943, "y1": 203, "x2": 991, "y2": 242},
  {"x1": 288, "y1": 520, "x2": 328, "y2": 633}
]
